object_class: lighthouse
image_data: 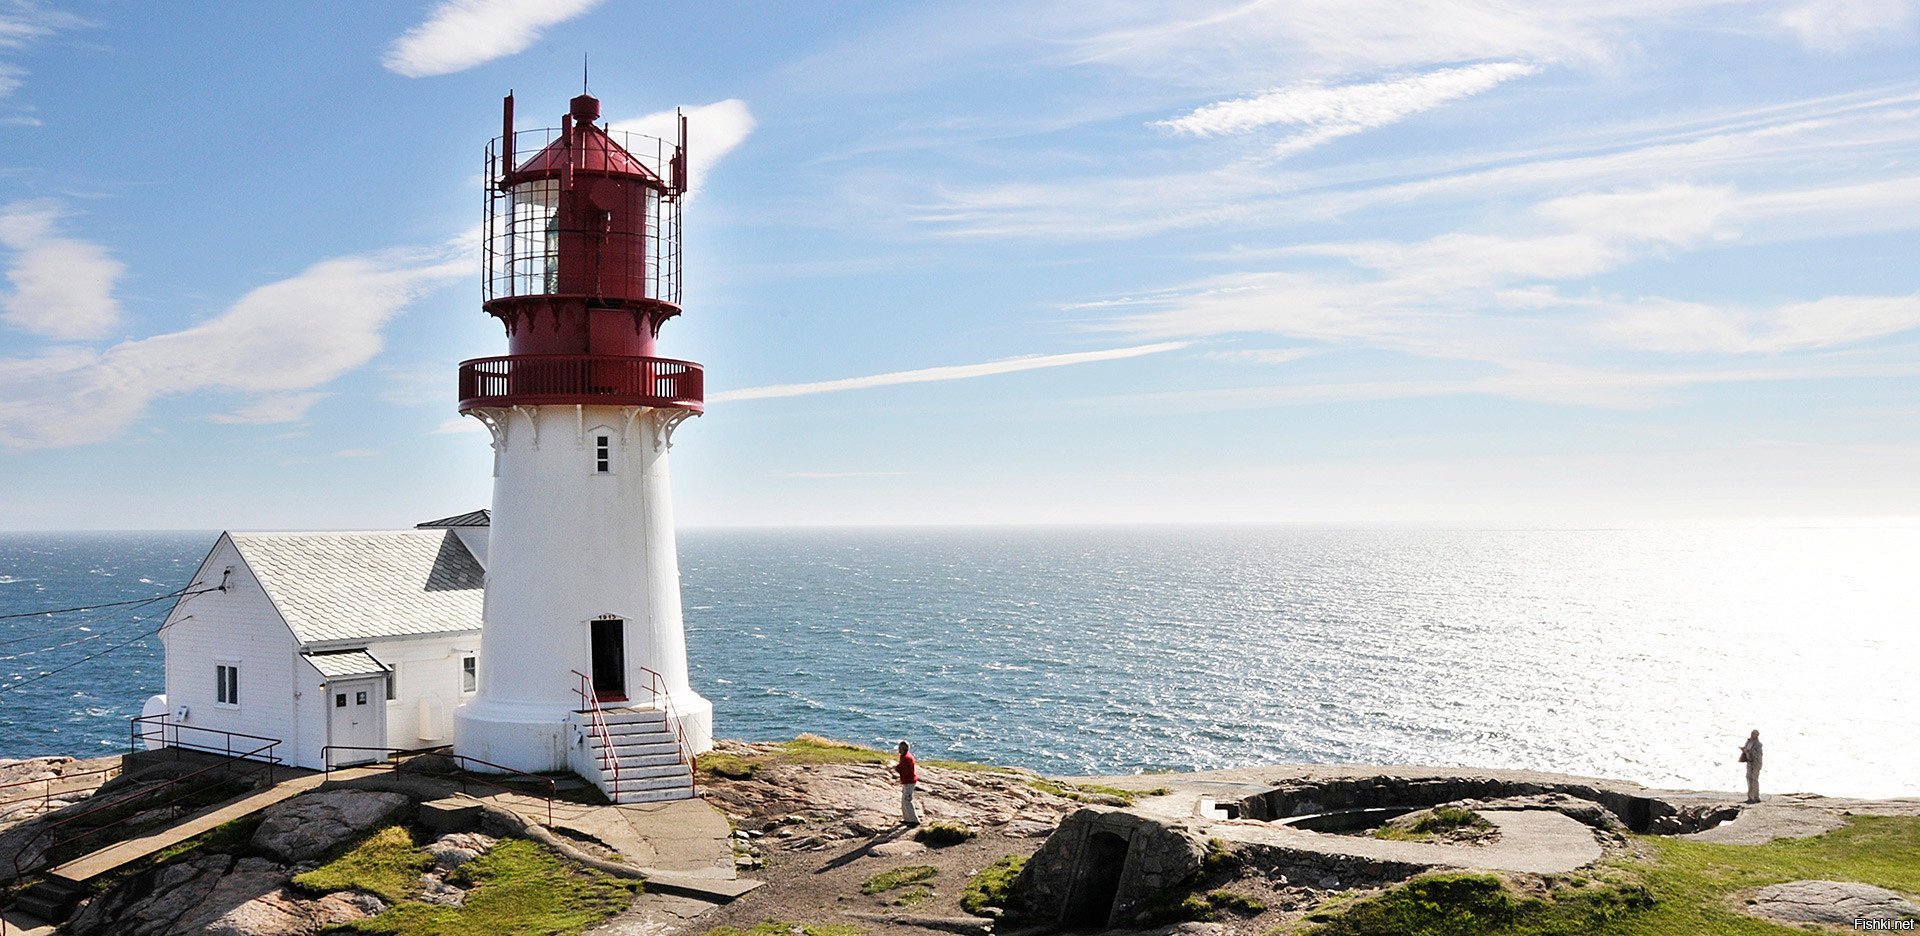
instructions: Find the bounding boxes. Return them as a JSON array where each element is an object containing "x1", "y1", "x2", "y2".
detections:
[{"x1": 452, "y1": 91, "x2": 712, "y2": 802}]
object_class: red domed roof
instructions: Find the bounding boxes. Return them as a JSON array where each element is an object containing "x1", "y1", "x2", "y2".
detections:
[{"x1": 512, "y1": 121, "x2": 664, "y2": 184}]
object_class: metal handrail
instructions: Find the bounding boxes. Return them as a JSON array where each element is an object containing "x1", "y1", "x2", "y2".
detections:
[
  {"x1": 319, "y1": 746, "x2": 556, "y2": 829},
  {"x1": 129, "y1": 715, "x2": 286, "y2": 765},
  {"x1": 457, "y1": 354, "x2": 704, "y2": 412},
  {"x1": 0, "y1": 764, "x2": 121, "y2": 812},
  {"x1": 571, "y1": 670, "x2": 624, "y2": 794},
  {"x1": 7, "y1": 736, "x2": 279, "y2": 884},
  {"x1": 635, "y1": 666, "x2": 698, "y2": 796}
]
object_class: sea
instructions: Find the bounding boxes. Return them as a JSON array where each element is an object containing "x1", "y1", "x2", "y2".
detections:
[{"x1": 2, "y1": 526, "x2": 1915, "y2": 799}]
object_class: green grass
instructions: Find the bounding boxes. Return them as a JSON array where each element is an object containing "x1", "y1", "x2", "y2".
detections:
[
  {"x1": 777, "y1": 735, "x2": 894, "y2": 765},
  {"x1": 861, "y1": 864, "x2": 936, "y2": 894},
  {"x1": 700, "y1": 922, "x2": 864, "y2": 936},
  {"x1": 1374, "y1": 806, "x2": 1496, "y2": 843},
  {"x1": 330, "y1": 839, "x2": 636, "y2": 936},
  {"x1": 1024, "y1": 778, "x2": 1170, "y2": 805},
  {"x1": 914, "y1": 821, "x2": 977, "y2": 846},
  {"x1": 960, "y1": 853, "x2": 1027, "y2": 916},
  {"x1": 293, "y1": 825, "x2": 430, "y2": 903},
  {"x1": 1293, "y1": 815, "x2": 1920, "y2": 935},
  {"x1": 889, "y1": 884, "x2": 934, "y2": 907},
  {"x1": 697, "y1": 751, "x2": 761, "y2": 780}
]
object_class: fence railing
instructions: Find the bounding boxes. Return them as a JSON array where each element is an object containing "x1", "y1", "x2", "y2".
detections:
[
  {"x1": 635, "y1": 666, "x2": 698, "y2": 797},
  {"x1": 457, "y1": 354, "x2": 703, "y2": 412},
  {"x1": 0, "y1": 764, "x2": 120, "y2": 816},
  {"x1": 8, "y1": 733, "x2": 280, "y2": 885},
  {"x1": 571, "y1": 671, "x2": 624, "y2": 795},
  {"x1": 319, "y1": 746, "x2": 555, "y2": 829}
]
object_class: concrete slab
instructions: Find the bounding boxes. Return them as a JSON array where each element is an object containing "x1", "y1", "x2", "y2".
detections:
[
  {"x1": 1212, "y1": 809, "x2": 1604, "y2": 875},
  {"x1": 44, "y1": 766, "x2": 384, "y2": 885}
]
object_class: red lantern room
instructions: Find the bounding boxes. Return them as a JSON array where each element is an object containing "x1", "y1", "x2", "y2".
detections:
[{"x1": 458, "y1": 92, "x2": 703, "y2": 413}]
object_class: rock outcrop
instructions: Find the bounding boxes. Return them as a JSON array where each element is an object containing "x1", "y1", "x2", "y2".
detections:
[
  {"x1": 67, "y1": 854, "x2": 382, "y2": 936},
  {"x1": 250, "y1": 789, "x2": 410, "y2": 862},
  {"x1": 1742, "y1": 880, "x2": 1920, "y2": 928}
]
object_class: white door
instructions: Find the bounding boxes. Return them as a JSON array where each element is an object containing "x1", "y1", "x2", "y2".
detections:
[{"x1": 327, "y1": 676, "x2": 387, "y2": 767}]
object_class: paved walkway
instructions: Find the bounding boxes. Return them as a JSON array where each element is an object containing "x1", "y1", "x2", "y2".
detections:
[
  {"x1": 1213, "y1": 809, "x2": 1604, "y2": 875},
  {"x1": 45, "y1": 766, "x2": 384, "y2": 885}
]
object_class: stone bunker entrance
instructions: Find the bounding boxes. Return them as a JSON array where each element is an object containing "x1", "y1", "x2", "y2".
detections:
[{"x1": 1062, "y1": 830, "x2": 1128, "y2": 927}]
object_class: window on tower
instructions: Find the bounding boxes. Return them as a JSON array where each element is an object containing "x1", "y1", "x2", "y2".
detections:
[{"x1": 595, "y1": 435, "x2": 611, "y2": 473}]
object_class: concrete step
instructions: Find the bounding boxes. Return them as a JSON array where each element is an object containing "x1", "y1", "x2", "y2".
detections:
[
  {"x1": 12, "y1": 877, "x2": 85, "y2": 923},
  {"x1": 613, "y1": 786, "x2": 696, "y2": 804},
  {"x1": 587, "y1": 740, "x2": 687, "y2": 755},
  {"x1": 599, "y1": 722, "x2": 673, "y2": 739},
  {"x1": 604, "y1": 762, "x2": 691, "y2": 781},
  {"x1": 595, "y1": 708, "x2": 668, "y2": 725}
]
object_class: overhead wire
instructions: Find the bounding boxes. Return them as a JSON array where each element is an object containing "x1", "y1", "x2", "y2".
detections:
[
  {"x1": 0, "y1": 584, "x2": 199, "y2": 622},
  {"x1": 0, "y1": 585, "x2": 223, "y2": 694}
]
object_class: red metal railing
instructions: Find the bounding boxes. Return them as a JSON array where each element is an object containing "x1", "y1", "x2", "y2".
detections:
[
  {"x1": 635, "y1": 666, "x2": 698, "y2": 796},
  {"x1": 571, "y1": 671, "x2": 624, "y2": 795},
  {"x1": 458, "y1": 354, "x2": 703, "y2": 412},
  {"x1": 0, "y1": 764, "x2": 120, "y2": 816},
  {"x1": 8, "y1": 732, "x2": 280, "y2": 884},
  {"x1": 319, "y1": 746, "x2": 556, "y2": 829}
]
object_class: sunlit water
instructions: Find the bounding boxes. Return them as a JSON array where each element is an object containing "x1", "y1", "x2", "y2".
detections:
[{"x1": 4, "y1": 527, "x2": 1916, "y2": 798}]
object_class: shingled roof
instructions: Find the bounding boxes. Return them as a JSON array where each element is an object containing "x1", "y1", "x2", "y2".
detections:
[{"x1": 229, "y1": 530, "x2": 484, "y2": 645}]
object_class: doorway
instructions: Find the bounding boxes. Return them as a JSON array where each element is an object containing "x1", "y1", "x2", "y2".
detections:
[
  {"x1": 327, "y1": 675, "x2": 386, "y2": 767},
  {"x1": 1063, "y1": 830, "x2": 1130, "y2": 928},
  {"x1": 590, "y1": 618, "x2": 626, "y2": 702}
]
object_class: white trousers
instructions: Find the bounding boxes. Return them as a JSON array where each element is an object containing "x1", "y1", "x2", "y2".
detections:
[{"x1": 901, "y1": 783, "x2": 919, "y2": 824}]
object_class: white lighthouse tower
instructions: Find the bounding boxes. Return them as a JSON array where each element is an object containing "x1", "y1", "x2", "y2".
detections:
[{"x1": 452, "y1": 92, "x2": 712, "y2": 802}]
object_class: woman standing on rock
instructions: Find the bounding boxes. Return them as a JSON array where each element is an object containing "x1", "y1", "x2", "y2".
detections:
[{"x1": 1740, "y1": 730, "x2": 1764, "y2": 803}]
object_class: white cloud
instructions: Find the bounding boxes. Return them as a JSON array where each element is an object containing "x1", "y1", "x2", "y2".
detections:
[
  {"x1": 207, "y1": 393, "x2": 329, "y2": 425},
  {"x1": 384, "y1": 0, "x2": 603, "y2": 78},
  {"x1": 0, "y1": 248, "x2": 464, "y2": 448},
  {"x1": 608, "y1": 100, "x2": 756, "y2": 196},
  {"x1": 711, "y1": 341, "x2": 1190, "y2": 402},
  {"x1": 1600, "y1": 293, "x2": 1920, "y2": 353},
  {"x1": 433, "y1": 417, "x2": 484, "y2": 434},
  {"x1": 1157, "y1": 62, "x2": 1538, "y2": 156},
  {"x1": 1777, "y1": 0, "x2": 1918, "y2": 49},
  {"x1": 0, "y1": 201, "x2": 123, "y2": 340}
]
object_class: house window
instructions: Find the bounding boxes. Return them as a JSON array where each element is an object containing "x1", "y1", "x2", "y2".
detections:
[
  {"x1": 335, "y1": 693, "x2": 346, "y2": 708},
  {"x1": 461, "y1": 656, "x2": 477, "y2": 693},
  {"x1": 215, "y1": 664, "x2": 239, "y2": 705},
  {"x1": 385, "y1": 664, "x2": 398, "y2": 701},
  {"x1": 594, "y1": 435, "x2": 611, "y2": 473},
  {"x1": 356, "y1": 691, "x2": 368, "y2": 705}
]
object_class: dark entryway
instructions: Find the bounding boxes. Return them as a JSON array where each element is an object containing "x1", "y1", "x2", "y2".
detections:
[
  {"x1": 590, "y1": 618, "x2": 626, "y2": 701},
  {"x1": 1062, "y1": 830, "x2": 1129, "y2": 928}
]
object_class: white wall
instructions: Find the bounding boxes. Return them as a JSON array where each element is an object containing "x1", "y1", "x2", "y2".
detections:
[
  {"x1": 368, "y1": 634, "x2": 481, "y2": 752},
  {"x1": 160, "y1": 536, "x2": 309, "y2": 768}
]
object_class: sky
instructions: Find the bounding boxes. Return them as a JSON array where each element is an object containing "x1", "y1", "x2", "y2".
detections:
[{"x1": 0, "y1": 0, "x2": 1917, "y2": 529}]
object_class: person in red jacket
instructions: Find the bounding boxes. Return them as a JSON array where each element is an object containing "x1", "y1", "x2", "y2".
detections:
[{"x1": 894, "y1": 740, "x2": 920, "y2": 827}]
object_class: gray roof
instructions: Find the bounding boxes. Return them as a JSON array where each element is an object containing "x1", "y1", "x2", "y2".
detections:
[
  {"x1": 303, "y1": 649, "x2": 389, "y2": 678},
  {"x1": 416, "y1": 509, "x2": 490, "y2": 528},
  {"x1": 229, "y1": 530, "x2": 484, "y2": 644}
]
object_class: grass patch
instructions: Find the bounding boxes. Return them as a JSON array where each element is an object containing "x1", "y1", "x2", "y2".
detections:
[
  {"x1": 961, "y1": 853, "x2": 1027, "y2": 916},
  {"x1": 701, "y1": 922, "x2": 864, "y2": 936},
  {"x1": 1373, "y1": 806, "x2": 1496, "y2": 843},
  {"x1": 332, "y1": 839, "x2": 636, "y2": 936},
  {"x1": 1296, "y1": 815, "x2": 1920, "y2": 935},
  {"x1": 292, "y1": 825, "x2": 429, "y2": 903},
  {"x1": 778, "y1": 735, "x2": 894, "y2": 765},
  {"x1": 698, "y1": 752, "x2": 761, "y2": 780},
  {"x1": 914, "y1": 821, "x2": 977, "y2": 847},
  {"x1": 861, "y1": 864, "x2": 936, "y2": 895},
  {"x1": 1025, "y1": 778, "x2": 1169, "y2": 806},
  {"x1": 890, "y1": 884, "x2": 934, "y2": 907}
]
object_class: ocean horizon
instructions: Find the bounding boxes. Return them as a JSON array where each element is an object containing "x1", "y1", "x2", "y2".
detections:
[{"x1": 3, "y1": 524, "x2": 1915, "y2": 799}]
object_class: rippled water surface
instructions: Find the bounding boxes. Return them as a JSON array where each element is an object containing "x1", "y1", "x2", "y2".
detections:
[{"x1": 5, "y1": 527, "x2": 1916, "y2": 797}]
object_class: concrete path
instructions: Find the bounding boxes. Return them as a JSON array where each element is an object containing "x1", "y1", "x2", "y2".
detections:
[
  {"x1": 45, "y1": 766, "x2": 384, "y2": 886},
  {"x1": 1213, "y1": 809, "x2": 1604, "y2": 875}
]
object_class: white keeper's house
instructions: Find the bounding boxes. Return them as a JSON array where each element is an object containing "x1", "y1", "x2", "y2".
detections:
[{"x1": 143, "y1": 510, "x2": 491, "y2": 772}]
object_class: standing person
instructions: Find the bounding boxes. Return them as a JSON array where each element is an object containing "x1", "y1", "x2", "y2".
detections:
[
  {"x1": 894, "y1": 740, "x2": 920, "y2": 827},
  {"x1": 1739, "y1": 730, "x2": 1764, "y2": 803}
]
